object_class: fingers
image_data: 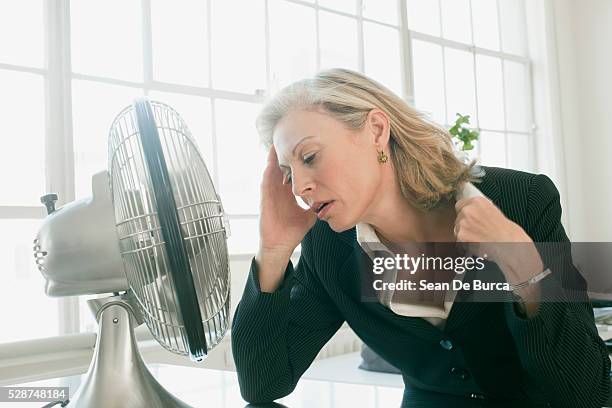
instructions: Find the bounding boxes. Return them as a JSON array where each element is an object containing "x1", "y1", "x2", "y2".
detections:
[
  {"x1": 264, "y1": 146, "x2": 283, "y2": 181},
  {"x1": 454, "y1": 197, "x2": 480, "y2": 237},
  {"x1": 454, "y1": 197, "x2": 474, "y2": 213},
  {"x1": 267, "y1": 145, "x2": 279, "y2": 165}
]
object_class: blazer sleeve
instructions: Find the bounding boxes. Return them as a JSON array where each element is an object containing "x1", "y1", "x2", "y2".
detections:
[
  {"x1": 504, "y1": 174, "x2": 610, "y2": 408},
  {"x1": 231, "y1": 236, "x2": 345, "y2": 404}
]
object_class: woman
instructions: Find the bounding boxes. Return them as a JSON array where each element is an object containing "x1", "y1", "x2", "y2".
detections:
[{"x1": 231, "y1": 68, "x2": 609, "y2": 407}]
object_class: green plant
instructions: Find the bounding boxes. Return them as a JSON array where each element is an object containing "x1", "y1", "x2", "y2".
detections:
[{"x1": 449, "y1": 113, "x2": 479, "y2": 151}]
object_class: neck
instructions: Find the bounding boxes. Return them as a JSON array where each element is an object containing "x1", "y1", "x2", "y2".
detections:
[{"x1": 362, "y1": 172, "x2": 457, "y2": 243}]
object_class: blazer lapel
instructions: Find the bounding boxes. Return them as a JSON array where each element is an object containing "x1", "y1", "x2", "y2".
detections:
[{"x1": 335, "y1": 239, "x2": 445, "y2": 342}]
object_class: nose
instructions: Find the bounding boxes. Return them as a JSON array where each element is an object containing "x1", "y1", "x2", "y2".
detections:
[{"x1": 290, "y1": 168, "x2": 314, "y2": 197}]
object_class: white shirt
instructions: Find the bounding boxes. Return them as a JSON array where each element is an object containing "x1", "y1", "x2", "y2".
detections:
[{"x1": 355, "y1": 182, "x2": 485, "y2": 329}]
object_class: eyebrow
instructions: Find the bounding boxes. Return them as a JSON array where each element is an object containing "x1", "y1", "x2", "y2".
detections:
[{"x1": 278, "y1": 135, "x2": 316, "y2": 169}]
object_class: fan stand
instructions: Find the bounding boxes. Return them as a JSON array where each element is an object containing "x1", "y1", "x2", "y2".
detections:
[{"x1": 67, "y1": 293, "x2": 193, "y2": 408}]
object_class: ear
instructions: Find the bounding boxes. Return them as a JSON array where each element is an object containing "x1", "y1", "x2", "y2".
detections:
[{"x1": 366, "y1": 109, "x2": 391, "y2": 149}]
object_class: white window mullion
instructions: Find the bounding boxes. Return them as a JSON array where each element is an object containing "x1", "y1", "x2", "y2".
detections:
[
  {"x1": 207, "y1": 0, "x2": 220, "y2": 191},
  {"x1": 466, "y1": 0, "x2": 482, "y2": 163},
  {"x1": 0, "y1": 206, "x2": 46, "y2": 219},
  {"x1": 398, "y1": 0, "x2": 415, "y2": 104},
  {"x1": 205, "y1": 0, "x2": 213, "y2": 89},
  {"x1": 409, "y1": 31, "x2": 529, "y2": 65},
  {"x1": 527, "y1": 61, "x2": 537, "y2": 172},
  {"x1": 141, "y1": 0, "x2": 154, "y2": 90},
  {"x1": 435, "y1": 0, "x2": 449, "y2": 125},
  {"x1": 496, "y1": 0, "x2": 510, "y2": 167},
  {"x1": 263, "y1": 0, "x2": 272, "y2": 92},
  {"x1": 45, "y1": 0, "x2": 80, "y2": 336},
  {"x1": 356, "y1": 0, "x2": 365, "y2": 72},
  {"x1": 0, "y1": 62, "x2": 46, "y2": 75},
  {"x1": 314, "y1": 3, "x2": 321, "y2": 70},
  {"x1": 467, "y1": 0, "x2": 481, "y2": 133},
  {"x1": 45, "y1": 0, "x2": 75, "y2": 204}
]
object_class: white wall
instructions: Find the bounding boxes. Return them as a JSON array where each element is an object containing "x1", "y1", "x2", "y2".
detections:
[{"x1": 551, "y1": 0, "x2": 612, "y2": 241}]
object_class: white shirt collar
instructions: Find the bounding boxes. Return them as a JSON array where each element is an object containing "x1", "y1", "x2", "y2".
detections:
[
  {"x1": 354, "y1": 181, "x2": 485, "y2": 324},
  {"x1": 356, "y1": 181, "x2": 484, "y2": 253}
]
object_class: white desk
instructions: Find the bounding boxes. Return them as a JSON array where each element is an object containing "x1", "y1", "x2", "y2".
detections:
[{"x1": 6, "y1": 362, "x2": 404, "y2": 408}]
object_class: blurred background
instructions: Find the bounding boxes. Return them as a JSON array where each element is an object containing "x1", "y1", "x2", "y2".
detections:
[{"x1": 0, "y1": 0, "x2": 610, "y2": 349}]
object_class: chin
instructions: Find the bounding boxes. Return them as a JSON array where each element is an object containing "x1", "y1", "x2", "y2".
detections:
[{"x1": 326, "y1": 218, "x2": 354, "y2": 233}]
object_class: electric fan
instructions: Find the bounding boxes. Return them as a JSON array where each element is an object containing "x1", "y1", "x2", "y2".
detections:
[{"x1": 33, "y1": 98, "x2": 231, "y2": 407}]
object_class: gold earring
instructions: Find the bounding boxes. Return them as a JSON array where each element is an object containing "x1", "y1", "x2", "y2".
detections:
[{"x1": 377, "y1": 150, "x2": 388, "y2": 164}]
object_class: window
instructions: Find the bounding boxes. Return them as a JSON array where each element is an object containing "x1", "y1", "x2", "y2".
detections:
[
  {"x1": 0, "y1": 0, "x2": 60, "y2": 343},
  {"x1": 408, "y1": 0, "x2": 533, "y2": 170},
  {"x1": 1, "y1": 0, "x2": 534, "y2": 340}
]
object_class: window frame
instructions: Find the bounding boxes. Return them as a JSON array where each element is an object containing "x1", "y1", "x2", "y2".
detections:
[{"x1": 0, "y1": 0, "x2": 538, "y2": 340}]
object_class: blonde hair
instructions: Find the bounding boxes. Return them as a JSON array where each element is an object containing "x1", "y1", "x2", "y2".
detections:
[{"x1": 256, "y1": 68, "x2": 482, "y2": 211}]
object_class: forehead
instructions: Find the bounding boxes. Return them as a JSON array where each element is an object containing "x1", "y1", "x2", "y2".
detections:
[
  {"x1": 272, "y1": 110, "x2": 322, "y2": 165},
  {"x1": 273, "y1": 109, "x2": 328, "y2": 142},
  {"x1": 273, "y1": 109, "x2": 343, "y2": 163}
]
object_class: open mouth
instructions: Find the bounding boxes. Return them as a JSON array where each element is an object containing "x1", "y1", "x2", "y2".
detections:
[{"x1": 316, "y1": 201, "x2": 333, "y2": 214}]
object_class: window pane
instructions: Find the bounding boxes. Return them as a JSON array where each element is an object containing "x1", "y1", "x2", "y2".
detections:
[
  {"x1": 319, "y1": 0, "x2": 357, "y2": 15},
  {"x1": 269, "y1": 0, "x2": 317, "y2": 89},
  {"x1": 71, "y1": 0, "x2": 143, "y2": 81},
  {"x1": 211, "y1": 0, "x2": 266, "y2": 93},
  {"x1": 363, "y1": 0, "x2": 398, "y2": 25},
  {"x1": 72, "y1": 80, "x2": 143, "y2": 200},
  {"x1": 319, "y1": 11, "x2": 359, "y2": 71},
  {"x1": 0, "y1": 0, "x2": 43, "y2": 67},
  {"x1": 476, "y1": 55, "x2": 504, "y2": 130},
  {"x1": 504, "y1": 61, "x2": 530, "y2": 132},
  {"x1": 499, "y1": 0, "x2": 527, "y2": 56},
  {"x1": 507, "y1": 133, "x2": 530, "y2": 171},
  {"x1": 479, "y1": 131, "x2": 506, "y2": 167},
  {"x1": 363, "y1": 22, "x2": 402, "y2": 97},
  {"x1": 412, "y1": 40, "x2": 445, "y2": 124},
  {"x1": 215, "y1": 99, "x2": 265, "y2": 215},
  {"x1": 406, "y1": 0, "x2": 440, "y2": 37},
  {"x1": 151, "y1": 0, "x2": 209, "y2": 86},
  {"x1": 441, "y1": 0, "x2": 471, "y2": 44},
  {"x1": 0, "y1": 219, "x2": 59, "y2": 343},
  {"x1": 471, "y1": 0, "x2": 500, "y2": 51},
  {"x1": 444, "y1": 48, "x2": 477, "y2": 126},
  {"x1": 226, "y1": 218, "x2": 259, "y2": 254},
  {"x1": 148, "y1": 91, "x2": 214, "y2": 175},
  {"x1": 0, "y1": 70, "x2": 45, "y2": 206}
]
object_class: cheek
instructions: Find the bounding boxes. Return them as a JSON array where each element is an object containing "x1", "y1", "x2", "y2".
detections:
[
  {"x1": 341, "y1": 152, "x2": 380, "y2": 193},
  {"x1": 332, "y1": 158, "x2": 381, "y2": 218}
]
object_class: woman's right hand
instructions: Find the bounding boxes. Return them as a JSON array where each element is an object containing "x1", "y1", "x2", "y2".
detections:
[{"x1": 258, "y1": 145, "x2": 318, "y2": 259}]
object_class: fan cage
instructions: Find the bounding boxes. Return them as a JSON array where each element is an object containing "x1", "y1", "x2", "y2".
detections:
[{"x1": 108, "y1": 100, "x2": 230, "y2": 357}]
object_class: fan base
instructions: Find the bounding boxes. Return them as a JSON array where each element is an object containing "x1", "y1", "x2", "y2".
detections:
[{"x1": 67, "y1": 298, "x2": 193, "y2": 408}]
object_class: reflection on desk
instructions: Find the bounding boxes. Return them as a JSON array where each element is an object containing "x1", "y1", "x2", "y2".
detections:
[{"x1": 9, "y1": 363, "x2": 404, "y2": 408}]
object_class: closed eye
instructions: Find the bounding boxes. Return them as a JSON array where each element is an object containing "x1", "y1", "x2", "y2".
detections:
[
  {"x1": 283, "y1": 153, "x2": 316, "y2": 185},
  {"x1": 303, "y1": 153, "x2": 316, "y2": 165}
]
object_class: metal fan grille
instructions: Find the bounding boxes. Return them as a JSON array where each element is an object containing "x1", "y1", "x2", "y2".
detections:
[{"x1": 108, "y1": 100, "x2": 230, "y2": 358}]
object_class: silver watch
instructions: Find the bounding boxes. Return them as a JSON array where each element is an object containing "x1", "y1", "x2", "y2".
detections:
[{"x1": 508, "y1": 268, "x2": 552, "y2": 292}]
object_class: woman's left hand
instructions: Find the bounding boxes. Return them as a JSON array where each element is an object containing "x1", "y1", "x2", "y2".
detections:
[{"x1": 453, "y1": 196, "x2": 544, "y2": 285}]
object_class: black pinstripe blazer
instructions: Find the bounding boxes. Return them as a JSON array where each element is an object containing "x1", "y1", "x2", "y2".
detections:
[{"x1": 231, "y1": 166, "x2": 610, "y2": 408}]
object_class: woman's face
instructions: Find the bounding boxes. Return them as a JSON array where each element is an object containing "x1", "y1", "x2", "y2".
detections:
[{"x1": 273, "y1": 108, "x2": 388, "y2": 232}]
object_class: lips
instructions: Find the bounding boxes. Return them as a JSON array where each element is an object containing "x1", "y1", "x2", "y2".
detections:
[{"x1": 311, "y1": 200, "x2": 333, "y2": 214}]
